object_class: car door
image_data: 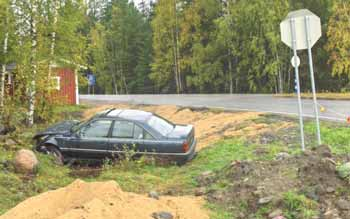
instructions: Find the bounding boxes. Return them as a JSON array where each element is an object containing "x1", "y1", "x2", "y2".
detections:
[
  {"x1": 68, "y1": 119, "x2": 113, "y2": 159},
  {"x1": 108, "y1": 120, "x2": 144, "y2": 157}
]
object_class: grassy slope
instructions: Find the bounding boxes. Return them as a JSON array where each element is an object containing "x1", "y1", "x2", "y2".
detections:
[{"x1": 0, "y1": 107, "x2": 349, "y2": 218}]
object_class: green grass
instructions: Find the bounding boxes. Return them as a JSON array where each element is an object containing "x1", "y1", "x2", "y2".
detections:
[
  {"x1": 0, "y1": 151, "x2": 74, "y2": 214},
  {"x1": 97, "y1": 138, "x2": 254, "y2": 192},
  {"x1": 206, "y1": 203, "x2": 233, "y2": 219},
  {"x1": 304, "y1": 121, "x2": 350, "y2": 154},
  {"x1": 282, "y1": 191, "x2": 318, "y2": 219},
  {"x1": 1, "y1": 111, "x2": 350, "y2": 217}
]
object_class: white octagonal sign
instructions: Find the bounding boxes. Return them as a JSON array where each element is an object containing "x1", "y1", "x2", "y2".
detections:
[{"x1": 280, "y1": 9, "x2": 321, "y2": 50}]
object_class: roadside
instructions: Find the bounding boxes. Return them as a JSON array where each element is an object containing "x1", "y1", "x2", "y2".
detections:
[
  {"x1": 0, "y1": 104, "x2": 350, "y2": 219},
  {"x1": 275, "y1": 93, "x2": 350, "y2": 101}
]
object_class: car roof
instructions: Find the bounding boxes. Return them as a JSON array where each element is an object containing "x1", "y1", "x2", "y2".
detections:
[{"x1": 100, "y1": 109, "x2": 153, "y2": 122}]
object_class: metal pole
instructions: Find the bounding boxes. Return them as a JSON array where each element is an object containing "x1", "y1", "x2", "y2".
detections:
[
  {"x1": 290, "y1": 18, "x2": 306, "y2": 151},
  {"x1": 305, "y1": 16, "x2": 322, "y2": 145}
]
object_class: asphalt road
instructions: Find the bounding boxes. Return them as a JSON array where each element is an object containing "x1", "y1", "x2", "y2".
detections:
[{"x1": 80, "y1": 94, "x2": 350, "y2": 122}]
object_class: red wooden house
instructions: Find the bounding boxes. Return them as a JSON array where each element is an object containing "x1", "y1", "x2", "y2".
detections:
[
  {"x1": 51, "y1": 68, "x2": 79, "y2": 105},
  {"x1": 4, "y1": 64, "x2": 79, "y2": 105}
]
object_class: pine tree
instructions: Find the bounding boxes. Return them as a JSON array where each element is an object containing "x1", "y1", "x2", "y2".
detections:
[{"x1": 88, "y1": 0, "x2": 153, "y2": 94}]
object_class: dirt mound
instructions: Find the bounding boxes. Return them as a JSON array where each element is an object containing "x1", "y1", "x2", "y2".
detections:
[
  {"x1": 204, "y1": 145, "x2": 350, "y2": 218},
  {"x1": 83, "y1": 104, "x2": 292, "y2": 150},
  {"x1": 0, "y1": 179, "x2": 209, "y2": 219}
]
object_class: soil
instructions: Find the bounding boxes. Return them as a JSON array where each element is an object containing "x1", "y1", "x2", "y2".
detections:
[
  {"x1": 202, "y1": 145, "x2": 350, "y2": 219},
  {"x1": 83, "y1": 104, "x2": 294, "y2": 150},
  {"x1": 0, "y1": 179, "x2": 209, "y2": 219}
]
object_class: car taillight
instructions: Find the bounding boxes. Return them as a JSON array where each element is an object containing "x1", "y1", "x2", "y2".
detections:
[{"x1": 183, "y1": 141, "x2": 189, "y2": 152}]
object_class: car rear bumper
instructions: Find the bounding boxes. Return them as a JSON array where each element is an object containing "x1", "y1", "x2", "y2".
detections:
[{"x1": 131, "y1": 139, "x2": 197, "y2": 163}]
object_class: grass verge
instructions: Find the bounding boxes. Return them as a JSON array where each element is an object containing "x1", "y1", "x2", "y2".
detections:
[{"x1": 274, "y1": 92, "x2": 350, "y2": 100}]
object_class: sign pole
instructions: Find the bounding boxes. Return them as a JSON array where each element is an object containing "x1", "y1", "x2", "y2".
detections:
[
  {"x1": 305, "y1": 16, "x2": 322, "y2": 145},
  {"x1": 290, "y1": 18, "x2": 306, "y2": 151}
]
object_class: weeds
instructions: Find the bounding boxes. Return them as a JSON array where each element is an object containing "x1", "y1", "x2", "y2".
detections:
[{"x1": 283, "y1": 191, "x2": 318, "y2": 219}]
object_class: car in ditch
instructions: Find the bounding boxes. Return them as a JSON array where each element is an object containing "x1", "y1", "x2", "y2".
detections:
[{"x1": 33, "y1": 108, "x2": 196, "y2": 164}]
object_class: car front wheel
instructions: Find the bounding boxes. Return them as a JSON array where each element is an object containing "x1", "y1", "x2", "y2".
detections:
[{"x1": 44, "y1": 146, "x2": 64, "y2": 165}]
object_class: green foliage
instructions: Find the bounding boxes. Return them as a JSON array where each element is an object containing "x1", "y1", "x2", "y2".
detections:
[
  {"x1": 283, "y1": 191, "x2": 318, "y2": 219},
  {"x1": 326, "y1": 1, "x2": 350, "y2": 78},
  {"x1": 150, "y1": 0, "x2": 180, "y2": 92},
  {"x1": 0, "y1": 0, "x2": 87, "y2": 127},
  {"x1": 88, "y1": 0, "x2": 153, "y2": 94},
  {"x1": 336, "y1": 162, "x2": 350, "y2": 179}
]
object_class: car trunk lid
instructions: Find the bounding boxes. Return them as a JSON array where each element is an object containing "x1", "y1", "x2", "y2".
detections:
[{"x1": 167, "y1": 125, "x2": 195, "y2": 152}]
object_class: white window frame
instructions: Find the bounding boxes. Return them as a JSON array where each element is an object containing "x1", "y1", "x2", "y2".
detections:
[{"x1": 51, "y1": 76, "x2": 60, "y2": 90}]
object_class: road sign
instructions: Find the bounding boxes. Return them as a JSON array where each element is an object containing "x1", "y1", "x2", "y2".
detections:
[
  {"x1": 87, "y1": 74, "x2": 96, "y2": 86},
  {"x1": 291, "y1": 55, "x2": 300, "y2": 67},
  {"x1": 280, "y1": 9, "x2": 321, "y2": 50},
  {"x1": 280, "y1": 9, "x2": 322, "y2": 150}
]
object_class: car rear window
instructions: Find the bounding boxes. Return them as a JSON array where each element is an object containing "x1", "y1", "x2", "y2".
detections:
[
  {"x1": 147, "y1": 115, "x2": 174, "y2": 136},
  {"x1": 112, "y1": 121, "x2": 134, "y2": 138}
]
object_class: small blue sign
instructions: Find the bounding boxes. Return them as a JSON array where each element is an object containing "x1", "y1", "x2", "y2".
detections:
[{"x1": 87, "y1": 74, "x2": 96, "y2": 86}]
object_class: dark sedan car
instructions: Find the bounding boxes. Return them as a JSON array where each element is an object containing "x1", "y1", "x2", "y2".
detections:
[{"x1": 33, "y1": 108, "x2": 196, "y2": 164}]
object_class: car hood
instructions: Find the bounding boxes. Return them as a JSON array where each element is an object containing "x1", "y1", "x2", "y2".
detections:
[
  {"x1": 166, "y1": 124, "x2": 193, "y2": 139},
  {"x1": 33, "y1": 120, "x2": 80, "y2": 139}
]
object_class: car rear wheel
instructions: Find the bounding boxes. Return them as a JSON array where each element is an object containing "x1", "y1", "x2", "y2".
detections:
[{"x1": 45, "y1": 146, "x2": 64, "y2": 165}]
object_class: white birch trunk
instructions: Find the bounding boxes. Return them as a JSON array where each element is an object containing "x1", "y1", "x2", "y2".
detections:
[
  {"x1": 28, "y1": 0, "x2": 38, "y2": 126},
  {"x1": 0, "y1": 7, "x2": 9, "y2": 108},
  {"x1": 74, "y1": 69, "x2": 79, "y2": 105},
  {"x1": 0, "y1": 33, "x2": 8, "y2": 108},
  {"x1": 48, "y1": 0, "x2": 58, "y2": 79},
  {"x1": 173, "y1": 0, "x2": 180, "y2": 94},
  {"x1": 228, "y1": 51, "x2": 233, "y2": 94}
]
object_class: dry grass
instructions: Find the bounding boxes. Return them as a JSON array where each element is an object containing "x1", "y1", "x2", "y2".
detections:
[
  {"x1": 275, "y1": 93, "x2": 350, "y2": 100},
  {"x1": 83, "y1": 104, "x2": 294, "y2": 150}
]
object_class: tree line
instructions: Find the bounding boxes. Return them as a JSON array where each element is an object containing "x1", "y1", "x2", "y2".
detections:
[
  {"x1": 87, "y1": 0, "x2": 350, "y2": 94},
  {"x1": 0, "y1": 0, "x2": 349, "y2": 125}
]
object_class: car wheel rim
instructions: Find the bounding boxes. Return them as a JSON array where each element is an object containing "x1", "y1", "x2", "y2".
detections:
[{"x1": 46, "y1": 149, "x2": 62, "y2": 163}]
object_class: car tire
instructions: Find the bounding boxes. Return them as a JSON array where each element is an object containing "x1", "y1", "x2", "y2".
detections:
[{"x1": 45, "y1": 146, "x2": 64, "y2": 165}]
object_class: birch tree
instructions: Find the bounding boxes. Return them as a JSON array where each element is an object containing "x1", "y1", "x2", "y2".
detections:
[
  {"x1": 27, "y1": 0, "x2": 38, "y2": 126},
  {"x1": 0, "y1": 1, "x2": 10, "y2": 108},
  {"x1": 150, "y1": 0, "x2": 184, "y2": 93},
  {"x1": 48, "y1": 0, "x2": 59, "y2": 79}
]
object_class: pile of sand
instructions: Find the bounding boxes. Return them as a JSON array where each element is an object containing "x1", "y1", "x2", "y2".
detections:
[
  {"x1": 0, "y1": 179, "x2": 209, "y2": 219},
  {"x1": 83, "y1": 104, "x2": 292, "y2": 150}
]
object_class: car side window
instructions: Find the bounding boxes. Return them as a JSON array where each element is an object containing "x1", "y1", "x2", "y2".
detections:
[
  {"x1": 79, "y1": 120, "x2": 112, "y2": 138},
  {"x1": 133, "y1": 125, "x2": 144, "y2": 139},
  {"x1": 144, "y1": 131, "x2": 155, "y2": 140},
  {"x1": 112, "y1": 121, "x2": 134, "y2": 138}
]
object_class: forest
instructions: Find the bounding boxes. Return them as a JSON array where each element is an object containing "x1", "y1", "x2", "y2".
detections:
[{"x1": 0, "y1": 0, "x2": 349, "y2": 125}]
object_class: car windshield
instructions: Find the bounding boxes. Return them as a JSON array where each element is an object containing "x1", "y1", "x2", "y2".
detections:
[
  {"x1": 147, "y1": 115, "x2": 174, "y2": 136},
  {"x1": 71, "y1": 109, "x2": 111, "y2": 133},
  {"x1": 70, "y1": 120, "x2": 87, "y2": 133}
]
